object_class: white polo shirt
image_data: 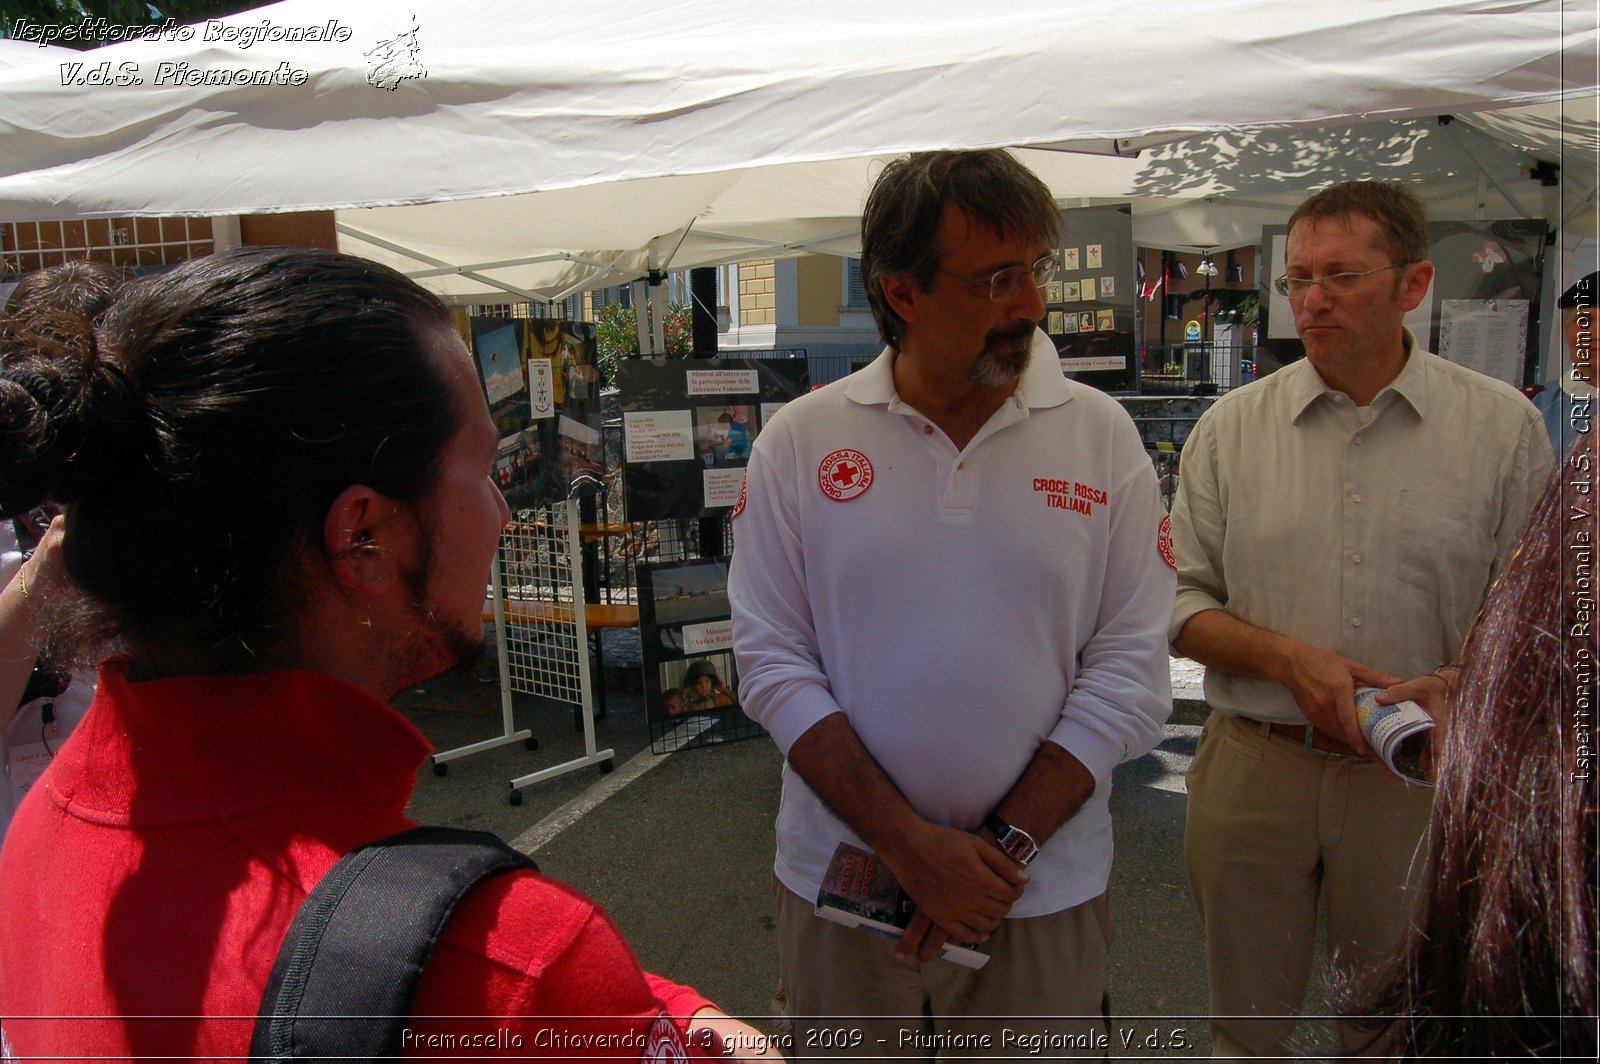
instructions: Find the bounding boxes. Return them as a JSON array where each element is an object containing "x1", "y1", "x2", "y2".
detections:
[{"x1": 729, "y1": 331, "x2": 1174, "y2": 918}]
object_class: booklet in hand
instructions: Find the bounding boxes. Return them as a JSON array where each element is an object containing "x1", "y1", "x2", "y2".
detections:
[
  {"x1": 814, "y1": 841, "x2": 990, "y2": 969},
  {"x1": 1354, "y1": 687, "x2": 1435, "y2": 786}
]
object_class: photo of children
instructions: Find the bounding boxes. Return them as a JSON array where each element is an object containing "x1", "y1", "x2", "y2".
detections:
[
  {"x1": 659, "y1": 653, "x2": 739, "y2": 717},
  {"x1": 692, "y1": 404, "x2": 756, "y2": 468}
]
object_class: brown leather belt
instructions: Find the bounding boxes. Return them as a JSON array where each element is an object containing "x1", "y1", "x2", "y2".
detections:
[{"x1": 1256, "y1": 720, "x2": 1361, "y2": 757}]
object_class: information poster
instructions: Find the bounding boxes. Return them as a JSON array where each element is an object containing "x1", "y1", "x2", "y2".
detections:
[
  {"x1": 470, "y1": 316, "x2": 604, "y2": 510},
  {"x1": 1438, "y1": 299, "x2": 1529, "y2": 386},
  {"x1": 618, "y1": 357, "x2": 808, "y2": 520}
]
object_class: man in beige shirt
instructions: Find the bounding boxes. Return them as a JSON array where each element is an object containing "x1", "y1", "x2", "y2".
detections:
[{"x1": 1169, "y1": 181, "x2": 1553, "y2": 1059}]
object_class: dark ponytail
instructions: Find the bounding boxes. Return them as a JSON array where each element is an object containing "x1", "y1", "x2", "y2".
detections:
[{"x1": 0, "y1": 247, "x2": 459, "y2": 669}]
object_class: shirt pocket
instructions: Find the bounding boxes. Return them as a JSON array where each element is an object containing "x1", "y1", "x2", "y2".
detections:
[{"x1": 1396, "y1": 487, "x2": 1494, "y2": 657}]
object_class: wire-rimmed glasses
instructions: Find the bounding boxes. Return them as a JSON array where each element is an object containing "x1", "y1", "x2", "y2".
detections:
[
  {"x1": 1273, "y1": 262, "x2": 1410, "y2": 299},
  {"x1": 940, "y1": 253, "x2": 1059, "y2": 302}
]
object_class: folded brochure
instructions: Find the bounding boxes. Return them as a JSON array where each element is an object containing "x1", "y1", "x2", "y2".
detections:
[
  {"x1": 814, "y1": 841, "x2": 989, "y2": 968},
  {"x1": 1354, "y1": 687, "x2": 1434, "y2": 786}
]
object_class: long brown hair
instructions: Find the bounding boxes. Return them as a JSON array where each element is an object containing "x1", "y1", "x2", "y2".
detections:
[{"x1": 1359, "y1": 430, "x2": 1597, "y2": 1058}]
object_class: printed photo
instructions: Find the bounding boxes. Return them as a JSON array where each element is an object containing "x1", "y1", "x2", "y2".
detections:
[
  {"x1": 645, "y1": 558, "x2": 733, "y2": 627},
  {"x1": 658, "y1": 652, "x2": 739, "y2": 717},
  {"x1": 475, "y1": 321, "x2": 525, "y2": 406},
  {"x1": 1096, "y1": 309, "x2": 1116, "y2": 331},
  {"x1": 692, "y1": 404, "x2": 757, "y2": 468}
]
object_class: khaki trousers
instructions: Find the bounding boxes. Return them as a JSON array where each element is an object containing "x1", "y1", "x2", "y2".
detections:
[
  {"x1": 1184, "y1": 712, "x2": 1433, "y2": 1060},
  {"x1": 775, "y1": 883, "x2": 1112, "y2": 1060}
]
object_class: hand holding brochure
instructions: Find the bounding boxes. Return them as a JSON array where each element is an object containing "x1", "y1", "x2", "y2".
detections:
[
  {"x1": 1354, "y1": 686, "x2": 1435, "y2": 786},
  {"x1": 814, "y1": 841, "x2": 989, "y2": 969}
]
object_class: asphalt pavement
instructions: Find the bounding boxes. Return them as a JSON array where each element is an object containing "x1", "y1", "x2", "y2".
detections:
[{"x1": 395, "y1": 644, "x2": 1338, "y2": 1059}]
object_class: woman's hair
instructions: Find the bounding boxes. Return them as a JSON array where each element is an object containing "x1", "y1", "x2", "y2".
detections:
[
  {"x1": 1356, "y1": 432, "x2": 1597, "y2": 1059},
  {"x1": 0, "y1": 246, "x2": 458, "y2": 669},
  {"x1": 0, "y1": 260, "x2": 128, "y2": 350}
]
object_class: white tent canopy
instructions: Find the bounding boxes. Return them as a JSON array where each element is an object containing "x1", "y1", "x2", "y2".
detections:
[
  {"x1": 337, "y1": 106, "x2": 1599, "y2": 303},
  {"x1": 2, "y1": 0, "x2": 1595, "y2": 302}
]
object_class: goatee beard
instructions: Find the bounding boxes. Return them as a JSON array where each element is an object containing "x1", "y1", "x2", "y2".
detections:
[{"x1": 967, "y1": 324, "x2": 1034, "y2": 386}]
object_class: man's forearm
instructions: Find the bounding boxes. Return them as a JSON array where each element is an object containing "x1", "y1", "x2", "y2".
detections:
[
  {"x1": 784, "y1": 712, "x2": 929, "y2": 862},
  {"x1": 989, "y1": 741, "x2": 1095, "y2": 846},
  {"x1": 1172, "y1": 607, "x2": 1290, "y2": 685}
]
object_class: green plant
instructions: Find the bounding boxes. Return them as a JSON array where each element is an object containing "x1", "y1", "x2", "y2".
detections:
[{"x1": 594, "y1": 300, "x2": 692, "y2": 383}]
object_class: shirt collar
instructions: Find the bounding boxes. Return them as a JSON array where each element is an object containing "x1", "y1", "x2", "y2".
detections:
[
  {"x1": 1290, "y1": 326, "x2": 1428, "y2": 422},
  {"x1": 46, "y1": 660, "x2": 432, "y2": 824},
  {"x1": 845, "y1": 328, "x2": 1075, "y2": 412}
]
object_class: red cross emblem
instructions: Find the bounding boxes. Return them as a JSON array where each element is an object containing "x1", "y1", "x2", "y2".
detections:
[
  {"x1": 818, "y1": 448, "x2": 874, "y2": 502},
  {"x1": 1157, "y1": 514, "x2": 1176, "y2": 570}
]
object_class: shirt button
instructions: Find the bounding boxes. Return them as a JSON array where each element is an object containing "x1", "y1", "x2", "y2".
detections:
[
  {"x1": 1355, "y1": 436, "x2": 1365, "y2": 445},
  {"x1": 923, "y1": 425, "x2": 934, "y2": 435},
  {"x1": 1351, "y1": 617, "x2": 1363, "y2": 627},
  {"x1": 1352, "y1": 493, "x2": 1363, "y2": 503},
  {"x1": 1352, "y1": 554, "x2": 1363, "y2": 564}
]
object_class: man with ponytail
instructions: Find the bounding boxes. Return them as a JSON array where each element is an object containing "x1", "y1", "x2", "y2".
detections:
[{"x1": 0, "y1": 248, "x2": 764, "y2": 1060}]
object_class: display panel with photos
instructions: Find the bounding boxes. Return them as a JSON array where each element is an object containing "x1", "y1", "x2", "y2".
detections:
[
  {"x1": 1044, "y1": 204, "x2": 1137, "y2": 390},
  {"x1": 470, "y1": 316, "x2": 605, "y2": 510},
  {"x1": 618, "y1": 357, "x2": 809, "y2": 521},
  {"x1": 638, "y1": 557, "x2": 763, "y2": 752}
]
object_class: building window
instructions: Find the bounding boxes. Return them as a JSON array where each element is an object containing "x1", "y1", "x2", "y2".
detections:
[{"x1": 844, "y1": 259, "x2": 868, "y2": 308}]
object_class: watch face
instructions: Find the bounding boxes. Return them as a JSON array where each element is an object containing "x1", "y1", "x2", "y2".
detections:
[{"x1": 1000, "y1": 830, "x2": 1037, "y2": 864}]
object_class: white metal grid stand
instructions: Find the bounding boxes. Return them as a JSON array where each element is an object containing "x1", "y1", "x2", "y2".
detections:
[{"x1": 428, "y1": 500, "x2": 615, "y2": 802}]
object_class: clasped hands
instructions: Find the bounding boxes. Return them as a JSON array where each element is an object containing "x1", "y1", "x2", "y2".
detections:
[{"x1": 880, "y1": 820, "x2": 1030, "y2": 964}]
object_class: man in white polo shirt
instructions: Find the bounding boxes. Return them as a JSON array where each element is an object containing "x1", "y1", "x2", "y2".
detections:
[{"x1": 729, "y1": 150, "x2": 1174, "y2": 1056}]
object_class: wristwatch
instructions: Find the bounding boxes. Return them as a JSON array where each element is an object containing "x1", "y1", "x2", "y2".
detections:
[{"x1": 982, "y1": 812, "x2": 1039, "y2": 866}]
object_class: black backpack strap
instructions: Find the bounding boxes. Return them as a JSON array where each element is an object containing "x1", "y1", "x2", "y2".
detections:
[{"x1": 250, "y1": 825, "x2": 538, "y2": 1062}]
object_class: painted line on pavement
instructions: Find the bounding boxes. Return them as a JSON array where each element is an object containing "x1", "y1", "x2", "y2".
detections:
[{"x1": 510, "y1": 716, "x2": 717, "y2": 854}]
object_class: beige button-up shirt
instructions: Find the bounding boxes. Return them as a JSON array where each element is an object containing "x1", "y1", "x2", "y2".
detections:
[{"x1": 1170, "y1": 331, "x2": 1554, "y2": 724}]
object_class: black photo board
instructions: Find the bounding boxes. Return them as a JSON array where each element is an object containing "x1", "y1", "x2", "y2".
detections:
[
  {"x1": 617, "y1": 357, "x2": 809, "y2": 521},
  {"x1": 637, "y1": 557, "x2": 763, "y2": 752},
  {"x1": 471, "y1": 316, "x2": 605, "y2": 510}
]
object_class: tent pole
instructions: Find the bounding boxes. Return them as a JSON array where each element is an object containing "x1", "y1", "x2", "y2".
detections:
[
  {"x1": 632, "y1": 281, "x2": 653, "y2": 355},
  {"x1": 650, "y1": 271, "x2": 668, "y2": 354}
]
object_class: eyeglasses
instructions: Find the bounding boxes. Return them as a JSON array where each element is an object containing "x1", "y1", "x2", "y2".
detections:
[
  {"x1": 1273, "y1": 262, "x2": 1409, "y2": 299},
  {"x1": 939, "y1": 253, "x2": 1059, "y2": 302}
]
